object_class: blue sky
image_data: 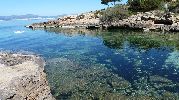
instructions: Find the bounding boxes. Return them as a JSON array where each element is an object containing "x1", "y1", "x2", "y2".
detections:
[{"x1": 0, "y1": 0, "x2": 127, "y2": 16}]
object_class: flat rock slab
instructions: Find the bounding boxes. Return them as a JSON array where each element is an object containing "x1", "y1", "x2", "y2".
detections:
[{"x1": 0, "y1": 53, "x2": 54, "y2": 100}]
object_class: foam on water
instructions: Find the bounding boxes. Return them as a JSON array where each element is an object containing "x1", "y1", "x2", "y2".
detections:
[{"x1": 14, "y1": 30, "x2": 25, "y2": 34}]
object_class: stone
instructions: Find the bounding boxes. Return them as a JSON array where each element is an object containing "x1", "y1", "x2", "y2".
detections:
[
  {"x1": 26, "y1": 9, "x2": 179, "y2": 32},
  {"x1": 0, "y1": 52, "x2": 55, "y2": 100}
]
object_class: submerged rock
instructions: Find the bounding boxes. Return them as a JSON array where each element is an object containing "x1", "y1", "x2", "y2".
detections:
[
  {"x1": 0, "y1": 52, "x2": 54, "y2": 100},
  {"x1": 46, "y1": 57, "x2": 132, "y2": 99}
]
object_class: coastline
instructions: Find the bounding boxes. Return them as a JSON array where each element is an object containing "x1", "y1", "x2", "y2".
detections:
[
  {"x1": 26, "y1": 10, "x2": 179, "y2": 32},
  {"x1": 1, "y1": 18, "x2": 179, "y2": 99},
  {"x1": 1, "y1": 0, "x2": 179, "y2": 99},
  {"x1": 26, "y1": 11, "x2": 101, "y2": 30}
]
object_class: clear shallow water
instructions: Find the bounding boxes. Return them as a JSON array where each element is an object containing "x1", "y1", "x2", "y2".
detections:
[{"x1": 0, "y1": 20, "x2": 179, "y2": 99}]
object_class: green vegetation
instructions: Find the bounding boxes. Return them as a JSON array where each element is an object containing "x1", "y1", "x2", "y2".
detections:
[
  {"x1": 168, "y1": 0, "x2": 179, "y2": 13},
  {"x1": 101, "y1": 0, "x2": 121, "y2": 6},
  {"x1": 128, "y1": 0, "x2": 173, "y2": 12},
  {"x1": 100, "y1": 0, "x2": 178, "y2": 13},
  {"x1": 100, "y1": 4, "x2": 130, "y2": 23},
  {"x1": 127, "y1": 0, "x2": 179, "y2": 12},
  {"x1": 76, "y1": 14, "x2": 85, "y2": 20},
  {"x1": 98, "y1": 0, "x2": 179, "y2": 25},
  {"x1": 128, "y1": 0, "x2": 161, "y2": 12}
]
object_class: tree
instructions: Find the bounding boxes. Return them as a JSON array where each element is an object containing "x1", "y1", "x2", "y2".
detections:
[
  {"x1": 101, "y1": 0, "x2": 110, "y2": 6},
  {"x1": 101, "y1": 0, "x2": 121, "y2": 6},
  {"x1": 128, "y1": 0, "x2": 174, "y2": 12},
  {"x1": 112, "y1": 0, "x2": 121, "y2": 5},
  {"x1": 168, "y1": 0, "x2": 179, "y2": 13},
  {"x1": 128, "y1": 0, "x2": 164, "y2": 12}
]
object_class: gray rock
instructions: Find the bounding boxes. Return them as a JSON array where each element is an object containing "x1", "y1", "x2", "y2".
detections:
[{"x1": 0, "y1": 53, "x2": 55, "y2": 100}]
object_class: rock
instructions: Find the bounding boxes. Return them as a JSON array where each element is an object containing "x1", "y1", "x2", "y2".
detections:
[
  {"x1": 26, "y1": 11, "x2": 100, "y2": 29},
  {"x1": 143, "y1": 28, "x2": 150, "y2": 32},
  {"x1": 136, "y1": 17, "x2": 141, "y2": 21},
  {"x1": 26, "y1": 9, "x2": 179, "y2": 32},
  {"x1": 106, "y1": 10, "x2": 179, "y2": 32},
  {"x1": 0, "y1": 52, "x2": 55, "y2": 100}
]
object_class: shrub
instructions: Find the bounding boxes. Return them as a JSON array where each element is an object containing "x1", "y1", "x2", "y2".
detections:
[
  {"x1": 128, "y1": 0, "x2": 165, "y2": 12},
  {"x1": 76, "y1": 14, "x2": 85, "y2": 20},
  {"x1": 100, "y1": 4, "x2": 130, "y2": 23},
  {"x1": 168, "y1": 0, "x2": 179, "y2": 13}
]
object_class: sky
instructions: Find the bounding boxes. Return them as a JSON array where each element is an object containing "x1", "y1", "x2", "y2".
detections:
[{"x1": 0, "y1": 0, "x2": 127, "y2": 16}]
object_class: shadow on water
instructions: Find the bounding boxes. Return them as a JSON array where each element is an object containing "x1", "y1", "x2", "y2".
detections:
[{"x1": 41, "y1": 28, "x2": 179, "y2": 99}]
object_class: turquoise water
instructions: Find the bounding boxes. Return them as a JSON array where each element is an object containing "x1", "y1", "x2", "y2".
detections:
[{"x1": 0, "y1": 20, "x2": 179, "y2": 99}]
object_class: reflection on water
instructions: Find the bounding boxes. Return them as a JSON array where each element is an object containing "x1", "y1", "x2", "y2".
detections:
[
  {"x1": 44, "y1": 28, "x2": 100, "y2": 37},
  {"x1": 44, "y1": 28, "x2": 179, "y2": 99}
]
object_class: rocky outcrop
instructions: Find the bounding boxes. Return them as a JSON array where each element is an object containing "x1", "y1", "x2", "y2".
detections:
[
  {"x1": 26, "y1": 12, "x2": 100, "y2": 29},
  {"x1": 26, "y1": 9, "x2": 179, "y2": 32},
  {"x1": 105, "y1": 10, "x2": 179, "y2": 32},
  {"x1": 0, "y1": 52, "x2": 54, "y2": 100}
]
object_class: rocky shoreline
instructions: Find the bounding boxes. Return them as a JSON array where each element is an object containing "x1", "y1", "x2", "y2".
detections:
[
  {"x1": 106, "y1": 10, "x2": 179, "y2": 32},
  {"x1": 26, "y1": 12, "x2": 101, "y2": 29},
  {"x1": 0, "y1": 52, "x2": 54, "y2": 100},
  {"x1": 26, "y1": 10, "x2": 179, "y2": 32}
]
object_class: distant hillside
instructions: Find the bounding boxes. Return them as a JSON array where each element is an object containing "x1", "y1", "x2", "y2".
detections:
[{"x1": 0, "y1": 14, "x2": 63, "y2": 21}]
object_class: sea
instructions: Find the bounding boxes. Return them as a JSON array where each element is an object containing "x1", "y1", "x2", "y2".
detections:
[{"x1": 0, "y1": 19, "x2": 179, "y2": 99}]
